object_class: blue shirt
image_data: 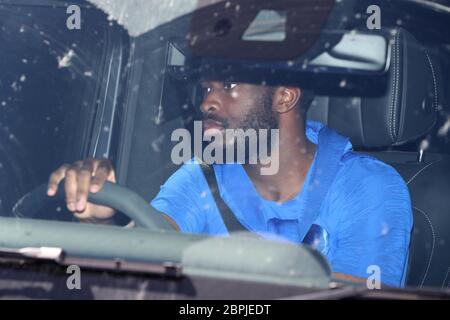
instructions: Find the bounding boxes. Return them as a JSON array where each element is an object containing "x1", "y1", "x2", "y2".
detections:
[{"x1": 151, "y1": 121, "x2": 413, "y2": 287}]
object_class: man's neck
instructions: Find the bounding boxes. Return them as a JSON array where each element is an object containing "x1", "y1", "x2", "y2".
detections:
[{"x1": 243, "y1": 117, "x2": 317, "y2": 203}]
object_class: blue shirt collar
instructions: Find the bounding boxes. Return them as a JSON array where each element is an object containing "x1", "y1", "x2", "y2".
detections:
[{"x1": 305, "y1": 120, "x2": 352, "y2": 152}]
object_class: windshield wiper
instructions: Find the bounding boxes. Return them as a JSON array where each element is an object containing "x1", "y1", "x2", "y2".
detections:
[
  {"x1": 0, "y1": 246, "x2": 182, "y2": 278},
  {"x1": 0, "y1": 246, "x2": 64, "y2": 262}
]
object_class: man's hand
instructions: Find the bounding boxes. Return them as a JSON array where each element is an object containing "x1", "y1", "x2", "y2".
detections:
[{"x1": 47, "y1": 158, "x2": 117, "y2": 223}]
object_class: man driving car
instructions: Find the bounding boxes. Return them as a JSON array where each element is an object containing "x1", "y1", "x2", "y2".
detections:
[{"x1": 47, "y1": 82, "x2": 413, "y2": 287}]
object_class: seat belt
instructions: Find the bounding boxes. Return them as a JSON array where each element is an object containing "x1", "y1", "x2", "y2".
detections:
[
  {"x1": 296, "y1": 126, "x2": 349, "y2": 242},
  {"x1": 199, "y1": 126, "x2": 350, "y2": 242},
  {"x1": 200, "y1": 162, "x2": 247, "y2": 232}
]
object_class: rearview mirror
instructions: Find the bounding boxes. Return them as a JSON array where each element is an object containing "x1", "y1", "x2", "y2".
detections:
[{"x1": 184, "y1": 0, "x2": 388, "y2": 72}]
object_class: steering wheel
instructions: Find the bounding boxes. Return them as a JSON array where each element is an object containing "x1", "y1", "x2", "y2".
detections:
[{"x1": 12, "y1": 180, "x2": 174, "y2": 231}]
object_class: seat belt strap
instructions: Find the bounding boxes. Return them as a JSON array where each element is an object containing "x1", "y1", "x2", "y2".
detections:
[
  {"x1": 299, "y1": 126, "x2": 349, "y2": 242},
  {"x1": 199, "y1": 162, "x2": 247, "y2": 232}
]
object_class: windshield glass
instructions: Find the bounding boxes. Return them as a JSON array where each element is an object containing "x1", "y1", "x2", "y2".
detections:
[{"x1": 1, "y1": 0, "x2": 450, "y2": 294}]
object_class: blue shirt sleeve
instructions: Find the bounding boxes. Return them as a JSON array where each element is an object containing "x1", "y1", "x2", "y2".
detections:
[
  {"x1": 324, "y1": 155, "x2": 413, "y2": 287},
  {"x1": 150, "y1": 161, "x2": 209, "y2": 233}
]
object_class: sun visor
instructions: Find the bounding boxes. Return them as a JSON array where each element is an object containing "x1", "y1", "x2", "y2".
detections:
[{"x1": 186, "y1": 0, "x2": 351, "y2": 61}]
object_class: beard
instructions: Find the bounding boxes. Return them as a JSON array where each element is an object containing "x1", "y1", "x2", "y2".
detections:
[
  {"x1": 231, "y1": 92, "x2": 277, "y2": 132},
  {"x1": 203, "y1": 91, "x2": 277, "y2": 133},
  {"x1": 201, "y1": 91, "x2": 278, "y2": 164}
]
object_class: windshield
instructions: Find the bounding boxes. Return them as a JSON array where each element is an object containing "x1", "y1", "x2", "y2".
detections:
[{"x1": 1, "y1": 0, "x2": 450, "y2": 297}]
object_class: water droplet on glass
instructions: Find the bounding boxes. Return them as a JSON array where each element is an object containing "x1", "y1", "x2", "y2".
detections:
[
  {"x1": 437, "y1": 116, "x2": 450, "y2": 137},
  {"x1": 381, "y1": 223, "x2": 389, "y2": 236},
  {"x1": 57, "y1": 49, "x2": 75, "y2": 69},
  {"x1": 11, "y1": 81, "x2": 20, "y2": 92},
  {"x1": 420, "y1": 139, "x2": 430, "y2": 151}
]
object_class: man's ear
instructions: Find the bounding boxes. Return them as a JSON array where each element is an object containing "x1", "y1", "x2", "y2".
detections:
[{"x1": 273, "y1": 87, "x2": 302, "y2": 113}]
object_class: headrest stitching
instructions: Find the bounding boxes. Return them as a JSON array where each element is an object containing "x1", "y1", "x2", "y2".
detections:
[
  {"x1": 406, "y1": 159, "x2": 442, "y2": 185},
  {"x1": 389, "y1": 30, "x2": 400, "y2": 143},
  {"x1": 393, "y1": 31, "x2": 401, "y2": 142},
  {"x1": 413, "y1": 206, "x2": 436, "y2": 288},
  {"x1": 442, "y1": 267, "x2": 450, "y2": 289},
  {"x1": 425, "y1": 52, "x2": 438, "y2": 112}
]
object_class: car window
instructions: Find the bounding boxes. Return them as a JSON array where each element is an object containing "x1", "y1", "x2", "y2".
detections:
[
  {"x1": 0, "y1": 2, "x2": 124, "y2": 218},
  {"x1": 1, "y1": 0, "x2": 450, "y2": 294}
]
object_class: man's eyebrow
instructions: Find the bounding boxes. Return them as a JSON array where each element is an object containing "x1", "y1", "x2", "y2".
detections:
[
  {"x1": 200, "y1": 81, "x2": 215, "y2": 86},
  {"x1": 200, "y1": 81, "x2": 211, "y2": 88},
  {"x1": 201, "y1": 81, "x2": 228, "y2": 87}
]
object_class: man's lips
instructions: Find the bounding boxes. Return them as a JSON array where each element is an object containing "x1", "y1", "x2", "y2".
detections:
[{"x1": 203, "y1": 119, "x2": 224, "y2": 132}]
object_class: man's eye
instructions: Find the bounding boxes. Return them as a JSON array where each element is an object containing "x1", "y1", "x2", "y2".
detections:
[
  {"x1": 223, "y1": 83, "x2": 237, "y2": 90},
  {"x1": 202, "y1": 87, "x2": 212, "y2": 95}
]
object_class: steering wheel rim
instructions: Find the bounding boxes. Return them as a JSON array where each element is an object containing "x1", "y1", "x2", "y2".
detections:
[{"x1": 12, "y1": 180, "x2": 174, "y2": 231}]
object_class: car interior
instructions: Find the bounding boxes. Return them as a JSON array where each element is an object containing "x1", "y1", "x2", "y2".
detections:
[
  {"x1": 115, "y1": 14, "x2": 450, "y2": 289},
  {"x1": 0, "y1": 0, "x2": 449, "y2": 294}
]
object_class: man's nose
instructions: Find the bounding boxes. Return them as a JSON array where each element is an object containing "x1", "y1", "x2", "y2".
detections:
[{"x1": 200, "y1": 94, "x2": 221, "y2": 115}]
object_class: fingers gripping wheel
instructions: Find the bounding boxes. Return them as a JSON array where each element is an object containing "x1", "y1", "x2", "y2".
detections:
[{"x1": 12, "y1": 180, "x2": 174, "y2": 231}]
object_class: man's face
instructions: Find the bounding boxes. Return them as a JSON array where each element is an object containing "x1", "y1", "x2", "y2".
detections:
[{"x1": 200, "y1": 81, "x2": 278, "y2": 139}]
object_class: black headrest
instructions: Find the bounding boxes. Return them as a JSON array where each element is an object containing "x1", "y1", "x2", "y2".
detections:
[{"x1": 307, "y1": 28, "x2": 439, "y2": 148}]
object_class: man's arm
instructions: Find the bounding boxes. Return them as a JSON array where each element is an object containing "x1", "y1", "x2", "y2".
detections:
[
  {"x1": 162, "y1": 214, "x2": 180, "y2": 231},
  {"x1": 331, "y1": 272, "x2": 392, "y2": 289},
  {"x1": 325, "y1": 157, "x2": 413, "y2": 287},
  {"x1": 150, "y1": 160, "x2": 209, "y2": 233}
]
